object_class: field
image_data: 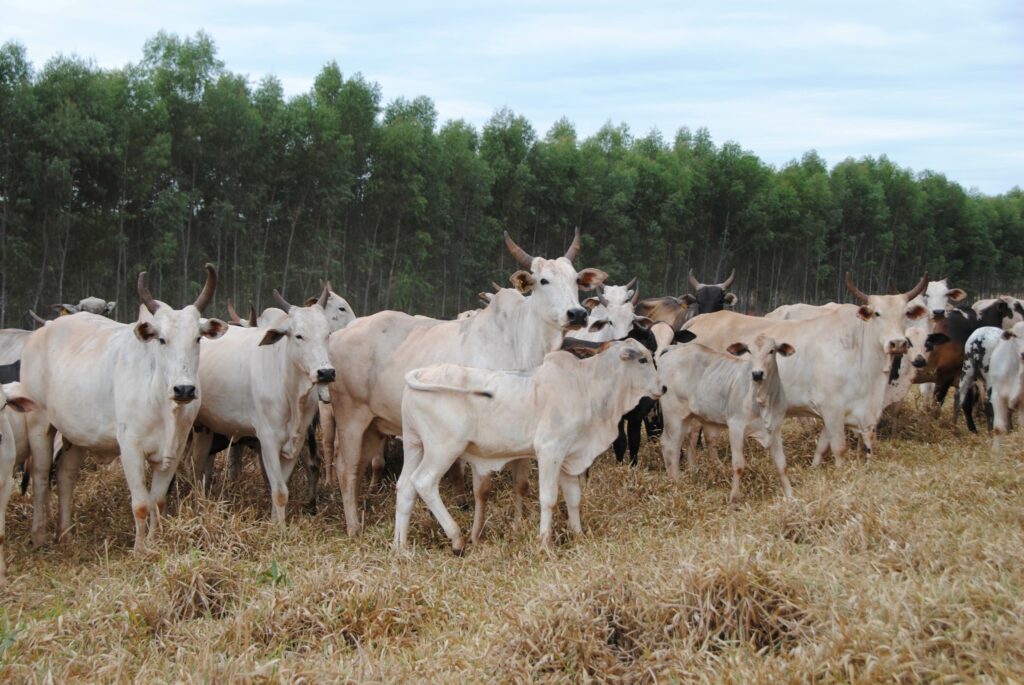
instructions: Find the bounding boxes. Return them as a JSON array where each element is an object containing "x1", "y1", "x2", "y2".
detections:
[{"x1": 1, "y1": 398, "x2": 1023, "y2": 683}]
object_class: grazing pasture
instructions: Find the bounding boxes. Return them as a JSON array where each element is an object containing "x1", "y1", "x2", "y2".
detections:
[{"x1": 1, "y1": 398, "x2": 1022, "y2": 683}]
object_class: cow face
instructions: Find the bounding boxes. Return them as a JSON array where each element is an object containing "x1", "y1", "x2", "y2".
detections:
[
  {"x1": 681, "y1": 269, "x2": 737, "y2": 318},
  {"x1": 581, "y1": 283, "x2": 652, "y2": 342},
  {"x1": 53, "y1": 297, "x2": 116, "y2": 317},
  {"x1": 136, "y1": 305, "x2": 228, "y2": 404},
  {"x1": 1000, "y1": 322, "x2": 1024, "y2": 364},
  {"x1": 847, "y1": 273, "x2": 929, "y2": 358},
  {"x1": 259, "y1": 303, "x2": 335, "y2": 386},
  {"x1": 511, "y1": 257, "x2": 607, "y2": 331},
  {"x1": 614, "y1": 339, "x2": 663, "y2": 400},
  {"x1": 304, "y1": 284, "x2": 356, "y2": 333},
  {"x1": 916, "y1": 279, "x2": 966, "y2": 319},
  {"x1": 727, "y1": 334, "x2": 794, "y2": 384},
  {"x1": 905, "y1": 327, "x2": 930, "y2": 369}
]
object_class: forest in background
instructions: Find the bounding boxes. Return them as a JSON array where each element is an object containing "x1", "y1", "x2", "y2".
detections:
[{"x1": 1, "y1": 31, "x2": 1022, "y2": 327}]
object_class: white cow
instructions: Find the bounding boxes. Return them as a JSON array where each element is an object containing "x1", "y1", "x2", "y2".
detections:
[
  {"x1": 957, "y1": 323, "x2": 1024, "y2": 451},
  {"x1": 20, "y1": 266, "x2": 226, "y2": 549},
  {"x1": 576, "y1": 278, "x2": 652, "y2": 342},
  {"x1": 191, "y1": 287, "x2": 335, "y2": 525},
  {"x1": 685, "y1": 273, "x2": 928, "y2": 466},
  {"x1": 0, "y1": 382, "x2": 36, "y2": 583},
  {"x1": 973, "y1": 296, "x2": 1024, "y2": 330},
  {"x1": 395, "y1": 339, "x2": 661, "y2": 553},
  {"x1": 0, "y1": 329, "x2": 32, "y2": 365},
  {"x1": 52, "y1": 297, "x2": 117, "y2": 317},
  {"x1": 659, "y1": 335, "x2": 795, "y2": 501},
  {"x1": 329, "y1": 228, "x2": 607, "y2": 537}
]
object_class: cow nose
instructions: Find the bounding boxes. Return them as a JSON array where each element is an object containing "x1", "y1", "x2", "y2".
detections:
[
  {"x1": 889, "y1": 339, "x2": 909, "y2": 354},
  {"x1": 912, "y1": 357, "x2": 927, "y2": 368},
  {"x1": 932, "y1": 308, "x2": 945, "y2": 317},
  {"x1": 317, "y1": 368, "x2": 336, "y2": 383},
  {"x1": 566, "y1": 308, "x2": 588, "y2": 327},
  {"x1": 751, "y1": 370, "x2": 764, "y2": 382},
  {"x1": 173, "y1": 385, "x2": 197, "y2": 402}
]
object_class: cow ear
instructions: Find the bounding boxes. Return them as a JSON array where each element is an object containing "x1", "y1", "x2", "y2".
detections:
[
  {"x1": 201, "y1": 318, "x2": 229, "y2": 340},
  {"x1": 776, "y1": 343, "x2": 796, "y2": 357},
  {"x1": 511, "y1": 270, "x2": 535, "y2": 294},
  {"x1": 1003, "y1": 330, "x2": 1017, "y2": 340},
  {"x1": 104, "y1": 301, "x2": 117, "y2": 315},
  {"x1": 583, "y1": 297, "x2": 601, "y2": 311},
  {"x1": 632, "y1": 316, "x2": 655, "y2": 329},
  {"x1": 587, "y1": 320, "x2": 609, "y2": 332},
  {"x1": 134, "y1": 321, "x2": 159, "y2": 342},
  {"x1": 4, "y1": 394, "x2": 36, "y2": 413},
  {"x1": 304, "y1": 296, "x2": 319, "y2": 307},
  {"x1": 53, "y1": 304, "x2": 74, "y2": 316},
  {"x1": 259, "y1": 327, "x2": 289, "y2": 346},
  {"x1": 723, "y1": 293, "x2": 738, "y2": 307},
  {"x1": 674, "y1": 329, "x2": 697, "y2": 344},
  {"x1": 726, "y1": 342, "x2": 750, "y2": 356},
  {"x1": 857, "y1": 306, "x2": 874, "y2": 321},
  {"x1": 947, "y1": 288, "x2": 967, "y2": 302},
  {"x1": 926, "y1": 332, "x2": 951, "y2": 348},
  {"x1": 619, "y1": 347, "x2": 644, "y2": 361},
  {"x1": 577, "y1": 268, "x2": 608, "y2": 292},
  {"x1": 906, "y1": 304, "x2": 928, "y2": 320},
  {"x1": 680, "y1": 294, "x2": 697, "y2": 305}
]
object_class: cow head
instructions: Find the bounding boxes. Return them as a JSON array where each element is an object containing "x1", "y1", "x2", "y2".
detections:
[
  {"x1": 135, "y1": 265, "x2": 228, "y2": 404},
  {"x1": 905, "y1": 327, "x2": 930, "y2": 369},
  {"x1": 304, "y1": 280, "x2": 357, "y2": 333},
  {"x1": 1000, "y1": 322, "x2": 1024, "y2": 364},
  {"x1": 580, "y1": 279, "x2": 654, "y2": 341},
  {"x1": 846, "y1": 272, "x2": 929, "y2": 357},
  {"x1": 226, "y1": 299, "x2": 258, "y2": 328},
  {"x1": 608, "y1": 338, "x2": 663, "y2": 400},
  {"x1": 52, "y1": 297, "x2": 117, "y2": 317},
  {"x1": 260, "y1": 285, "x2": 336, "y2": 387},
  {"x1": 917, "y1": 278, "x2": 967, "y2": 320},
  {"x1": 681, "y1": 269, "x2": 737, "y2": 316},
  {"x1": 504, "y1": 227, "x2": 607, "y2": 331},
  {"x1": 727, "y1": 334, "x2": 794, "y2": 384}
]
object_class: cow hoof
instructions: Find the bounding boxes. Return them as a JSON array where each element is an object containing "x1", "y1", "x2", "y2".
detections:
[{"x1": 452, "y1": 541, "x2": 466, "y2": 556}]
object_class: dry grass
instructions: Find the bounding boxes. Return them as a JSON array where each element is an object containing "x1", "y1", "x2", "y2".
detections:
[{"x1": 2, "y1": 395, "x2": 1024, "y2": 683}]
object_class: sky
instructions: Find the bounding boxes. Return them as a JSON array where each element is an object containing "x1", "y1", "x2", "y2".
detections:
[{"x1": 4, "y1": 0, "x2": 1023, "y2": 194}]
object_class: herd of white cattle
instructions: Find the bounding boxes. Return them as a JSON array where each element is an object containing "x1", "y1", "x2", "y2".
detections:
[{"x1": 1, "y1": 229, "x2": 1022, "y2": 579}]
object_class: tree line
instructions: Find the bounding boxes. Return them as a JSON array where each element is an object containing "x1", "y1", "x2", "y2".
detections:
[{"x1": 1, "y1": 31, "x2": 1022, "y2": 328}]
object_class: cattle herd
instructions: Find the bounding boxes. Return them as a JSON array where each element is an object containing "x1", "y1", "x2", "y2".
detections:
[{"x1": 0, "y1": 229, "x2": 1022, "y2": 578}]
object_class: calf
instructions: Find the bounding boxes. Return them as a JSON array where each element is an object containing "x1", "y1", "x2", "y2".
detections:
[
  {"x1": 659, "y1": 335, "x2": 795, "y2": 502},
  {"x1": 958, "y1": 323, "x2": 1024, "y2": 450},
  {"x1": 395, "y1": 339, "x2": 661, "y2": 553},
  {"x1": 0, "y1": 382, "x2": 36, "y2": 584},
  {"x1": 957, "y1": 326, "x2": 1005, "y2": 433}
]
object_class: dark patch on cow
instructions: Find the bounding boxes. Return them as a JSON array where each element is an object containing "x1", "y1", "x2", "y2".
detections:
[
  {"x1": 0, "y1": 360, "x2": 19, "y2": 384},
  {"x1": 888, "y1": 354, "x2": 902, "y2": 385}
]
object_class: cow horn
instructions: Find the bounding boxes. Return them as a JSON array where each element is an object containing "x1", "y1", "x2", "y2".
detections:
[
  {"x1": 316, "y1": 282, "x2": 330, "y2": 308},
  {"x1": 902, "y1": 271, "x2": 929, "y2": 302},
  {"x1": 630, "y1": 279, "x2": 641, "y2": 307},
  {"x1": 503, "y1": 231, "x2": 534, "y2": 269},
  {"x1": 719, "y1": 269, "x2": 735, "y2": 289},
  {"x1": 322, "y1": 279, "x2": 333, "y2": 294},
  {"x1": 597, "y1": 284, "x2": 609, "y2": 307},
  {"x1": 623, "y1": 276, "x2": 638, "y2": 293},
  {"x1": 273, "y1": 289, "x2": 293, "y2": 310},
  {"x1": 491, "y1": 281, "x2": 503, "y2": 293},
  {"x1": 844, "y1": 272, "x2": 870, "y2": 304},
  {"x1": 247, "y1": 303, "x2": 257, "y2": 327},
  {"x1": 688, "y1": 269, "x2": 703, "y2": 290},
  {"x1": 193, "y1": 263, "x2": 217, "y2": 314},
  {"x1": 226, "y1": 298, "x2": 243, "y2": 324},
  {"x1": 563, "y1": 226, "x2": 581, "y2": 262},
  {"x1": 28, "y1": 310, "x2": 47, "y2": 326},
  {"x1": 887, "y1": 281, "x2": 900, "y2": 296},
  {"x1": 138, "y1": 271, "x2": 160, "y2": 314}
]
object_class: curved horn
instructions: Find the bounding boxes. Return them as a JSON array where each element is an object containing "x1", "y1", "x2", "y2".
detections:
[
  {"x1": 623, "y1": 276, "x2": 638, "y2": 293},
  {"x1": 563, "y1": 226, "x2": 581, "y2": 262},
  {"x1": 247, "y1": 303, "x2": 257, "y2": 328},
  {"x1": 630, "y1": 279, "x2": 640, "y2": 307},
  {"x1": 718, "y1": 268, "x2": 735, "y2": 289},
  {"x1": 226, "y1": 298, "x2": 243, "y2": 324},
  {"x1": 503, "y1": 231, "x2": 534, "y2": 270},
  {"x1": 137, "y1": 271, "x2": 160, "y2": 314},
  {"x1": 491, "y1": 281, "x2": 503, "y2": 293},
  {"x1": 688, "y1": 269, "x2": 703, "y2": 290},
  {"x1": 316, "y1": 282, "x2": 330, "y2": 308},
  {"x1": 902, "y1": 271, "x2": 929, "y2": 302},
  {"x1": 597, "y1": 284, "x2": 609, "y2": 307},
  {"x1": 844, "y1": 272, "x2": 870, "y2": 304},
  {"x1": 273, "y1": 289, "x2": 293, "y2": 310},
  {"x1": 192, "y1": 263, "x2": 217, "y2": 314},
  {"x1": 28, "y1": 310, "x2": 47, "y2": 326}
]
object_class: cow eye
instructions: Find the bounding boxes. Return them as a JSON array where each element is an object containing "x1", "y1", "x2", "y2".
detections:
[
  {"x1": 875, "y1": 312, "x2": 881, "y2": 317},
  {"x1": 158, "y1": 337, "x2": 166, "y2": 345},
  {"x1": 339, "y1": 307, "x2": 346, "y2": 312},
  {"x1": 639, "y1": 358, "x2": 648, "y2": 364},
  {"x1": 295, "y1": 334, "x2": 305, "y2": 341},
  {"x1": 540, "y1": 279, "x2": 549, "y2": 285}
]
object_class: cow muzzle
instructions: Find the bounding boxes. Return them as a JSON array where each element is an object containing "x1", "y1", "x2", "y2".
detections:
[
  {"x1": 751, "y1": 370, "x2": 764, "y2": 383},
  {"x1": 888, "y1": 339, "x2": 910, "y2": 355},
  {"x1": 565, "y1": 308, "x2": 588, "y2": 329},
  {"x1": 172, "y1": 384, "x2": 198, "y2": 403},
  {"x1": 912, "y1": 356, "x2": 927, "y2": 368},
  {"x1": 316, "y1": 367, "x2": 336, "y2": 383}
]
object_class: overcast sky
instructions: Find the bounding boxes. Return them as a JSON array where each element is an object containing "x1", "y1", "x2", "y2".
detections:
[{"x1": 5, "y1": 0, "x2": 1022, "y2": 194}]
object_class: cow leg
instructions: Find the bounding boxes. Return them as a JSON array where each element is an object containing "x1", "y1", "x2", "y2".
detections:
[
  {"x1": 510, "y1": 458, "x2": 531, "y2": 526},
  {"x1": 658, "y1": 410, "x2": 684, "y2": 479},
  {"x1": 469, "y1": 466, "x2": 493, "y2": 544},
  {"x1": 613, "y1": 418, "x2": 627, "y2": 463},
  {"x1": 861, "y1": 427, "x2": 876, "y2": 460},
  {"x1": 536, "y1": 452, "x2": 564, "y2": 552},
  {"x1": 369, "y1": 449, "x2": 385, "y2": 490},
  {"x1": 55, "y1": 445, "x2": 84, "y2": 543},
  {"x1": 257, "y1": 439, "x2": 289, "y2": 526},
  {"x1": 189, "y1": 429, "x2": 216, "y2": 494},
  {"x1": 26, "y1": 416, "x2": 54, "y2": 548},
  {"x1": 811, "y1": 429, "x2": 830, "y2": 467},
  {"x1": 318, "y1": 403, "x2": 336, "y2": 485},
  {"x1": 303, "y1": 423, "x2": 321, "y2": 514},
  {"x1": 559, "y1": 472, "x2": 583, "y2": 535},
  {"x1": 824, "y1": 418, "x2": 848, "y2": 468},
  {"x1": 118, "y1": 448, "x2": 153, "y2": 551},
  {"x1": 627, "y1": 414, "x2": 643, "y2": 467},
  {"x1": 770, "y1": 431, "x2": 794, "y2": 498},
  {"x1": 992, "y1": 395, "x2": 1010, "y2": 452},
  {"x1": 962, "y1": 384, "x2": 979, "y2": 433},
  {"x1": 393, "y1": 432, "x2": 423, "y2": 551},
  {"x1": 727, "y1": 424, "x2": 747, "y2": 504},
  {"x1": 412, "y1": 447, "x2": 464, "y2": 554},
  {"x1": 335, "y1": 409, "x2": 374, "y2": 537},
  {"x1": 227, "y1": 443, "x2": 246, "y2": 483},
  {"x1": 147, "y1": 457, "x2": 180, "y2": 540},
  {"x1": 0, "y1": 436, "x2": 15, "y2": 583}
]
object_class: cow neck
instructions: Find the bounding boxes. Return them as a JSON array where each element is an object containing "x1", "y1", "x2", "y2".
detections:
[
  {"x1": 473, "y1": 290, "x2": 565, "y2": 369},
  {"x1": 579, "y1": 353, "x2": 638, "y2": 423},
  {"x1": 753, "y1": 364, "x2": 785, "y2": 433},
  {"x1": 264, "y1": 333, "x2": 315, "y2": 402}
]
